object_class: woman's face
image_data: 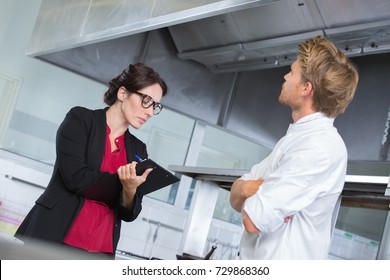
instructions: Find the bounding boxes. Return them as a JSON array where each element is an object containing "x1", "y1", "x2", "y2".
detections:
[{"x1": 119, "y1": 83, "x2": 163, "y2": 129}]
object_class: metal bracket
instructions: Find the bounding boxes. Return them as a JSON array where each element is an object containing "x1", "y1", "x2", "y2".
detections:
[{"x1": 385, "y1": 175, "x2": 390, "y2": 197}]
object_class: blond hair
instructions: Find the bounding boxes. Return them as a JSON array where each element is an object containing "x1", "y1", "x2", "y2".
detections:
[{"x1": 298, "y1": 36, "x2": 359, "y2": 118}]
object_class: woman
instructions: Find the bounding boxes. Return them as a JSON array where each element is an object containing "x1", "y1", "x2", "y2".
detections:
[{"x1": 15, "y1": 63, "x2": 168, "y2": 258}]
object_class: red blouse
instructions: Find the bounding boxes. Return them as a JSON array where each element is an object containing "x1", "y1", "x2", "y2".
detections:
[{"x1": 63, "y1": 125, "x2": 127, "y2": 253}]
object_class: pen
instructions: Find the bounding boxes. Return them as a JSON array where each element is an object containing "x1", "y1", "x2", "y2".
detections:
[{"x1": 134, "y1": 154, "x2": 142, "y2": 161}]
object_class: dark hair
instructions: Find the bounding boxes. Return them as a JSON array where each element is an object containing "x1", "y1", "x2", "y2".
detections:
[{"x1": 104, "y1": 63, "x2": 168, "y2": 106}]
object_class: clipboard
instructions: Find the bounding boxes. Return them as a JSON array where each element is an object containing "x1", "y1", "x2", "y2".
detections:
[{"x1": 136, "y1": 159, "x2": 180, "y2": 196}]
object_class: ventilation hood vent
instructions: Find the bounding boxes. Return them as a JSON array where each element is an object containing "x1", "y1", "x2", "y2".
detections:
[{"x1": 168, "y1": 1, "x2": 390, "y2": 72}]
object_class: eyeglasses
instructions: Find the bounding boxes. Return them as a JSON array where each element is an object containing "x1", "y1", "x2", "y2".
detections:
[{"x1": 124, "y1": 88, "x2": 163, "y2": 115}]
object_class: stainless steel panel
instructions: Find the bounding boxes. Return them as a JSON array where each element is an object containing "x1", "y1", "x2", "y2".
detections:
[
  {"x1": 170, "y1": 0, "x2": 324, "y2": 52},
  {"x1": 143, "y1": 29, "x2": 237, "y2": 125},
  {"x1": 170, "y1": 165, "x2": 390, "y2": 209},
  {"x1": 180, "y1": 180, "x2": 220, "y2": 257},
  {"x1": 39, "y1": 33, "x2": 150, "y2": 84},
  {"x1": 40, "y1": 28, "x2": 237, "y2": 125},
  {"x1": 169, "y1": 0, "x2": 390, "y2": 72},
  {"x1": 169, "y1": 164, "x2": 390, "y2": 186},
  {"x1": 316, "y1": 0, "x2": 390, "y2": 27},
  {"x1": 335, "y1": 53, "x2": 390, "y2": 161},
  {"x1": 179, "y1": 30, "x2": 323, "y2": 73},
  {"x1": 27, "y1": 0, "x2": 91, "y2": 55},
  {"x1": 30, "y1": 0, "x2": 390, "y2": 163},
  {"x1": 226, "y1": 67, "x2": 291, "y2": 147},
  {"x1": 27, "y1": 0, "x2": 281, "y2": 56}
]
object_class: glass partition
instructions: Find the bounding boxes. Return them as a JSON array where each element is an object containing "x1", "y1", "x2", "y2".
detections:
[
  {"x1": 329, "y1": 206, "x2": 388, "y2": 259},
  {"x1": 130, "y1": 109, "x2": 195, "y2": 203},
  {"x1": 194, "y1": 125, "x2": 272, "y2": 223}
]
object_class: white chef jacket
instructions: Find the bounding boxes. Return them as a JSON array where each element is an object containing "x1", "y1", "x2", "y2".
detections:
[{"x1": 239, "y1": 112, "x2": 347, "y2": 259}]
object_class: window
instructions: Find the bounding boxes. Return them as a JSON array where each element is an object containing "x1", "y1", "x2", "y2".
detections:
[
  {"x1": 329, "y1": 206, "x2": 388, "y2": 259},
  {"x1": 0, "y1": 72, "x2": 21, "y2": 152},
  {"x1": 194, "y1": 125, "x2": 271, "y2": 224},
  {"x1": 131, "y1": 108, "x2": 195, "y2": 204}
]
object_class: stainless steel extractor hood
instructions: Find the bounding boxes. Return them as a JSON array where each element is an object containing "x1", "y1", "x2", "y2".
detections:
[
  {"x1": 168, "y1": 0, "x2": 390, "y2": 72},
  {"x1": 27, "y1": 0, "x2": 390, "y2": 72},
  {"x1": 26, "y1": 0, "x2": 390, "y2": 164},
  {"x1": 27, "y1": 0, "x2": 283, "y2": 57}
]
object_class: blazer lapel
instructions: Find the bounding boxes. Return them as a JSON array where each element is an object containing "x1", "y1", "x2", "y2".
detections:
[{"x1": 87, "y1": 108, "x2": 107, "y2": 169}]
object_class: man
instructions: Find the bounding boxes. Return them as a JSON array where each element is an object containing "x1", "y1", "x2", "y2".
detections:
[{"x1": 230, "y1": 36, "x2": 359, "y2": 259}]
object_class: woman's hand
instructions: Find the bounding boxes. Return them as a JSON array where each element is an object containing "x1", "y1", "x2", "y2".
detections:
[{"x1": 118, "y1": 161, "x2": 153, "y2": 208}]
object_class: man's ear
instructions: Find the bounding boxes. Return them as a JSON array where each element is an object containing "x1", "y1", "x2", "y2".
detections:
[{"x1": 302, "y1": 81, "x2": 313, "y2": 98}]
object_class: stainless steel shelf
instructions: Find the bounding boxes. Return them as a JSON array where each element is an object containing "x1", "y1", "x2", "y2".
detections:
[{"x1": 170, "y1": 165, "x2": 390, "y2": 209}]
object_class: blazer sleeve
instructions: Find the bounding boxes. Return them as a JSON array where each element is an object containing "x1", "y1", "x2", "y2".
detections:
[
  {"x1": 117, "y1": 132, "x2": 148, "y2": 221},
  {"x1": 117, "y1": 195, "x2": 142, "y2": 222}
]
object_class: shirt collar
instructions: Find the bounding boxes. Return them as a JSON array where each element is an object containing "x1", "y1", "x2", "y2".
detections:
[
  {"x1": 296, "y1": 112, "x2": 330, "y2": 124},
  {"x1": 106, "y1": 124, "x2": 125, "y2": 150},
  {"x1": 288, "y1": 112, "x2": 334, "y2": 132}
]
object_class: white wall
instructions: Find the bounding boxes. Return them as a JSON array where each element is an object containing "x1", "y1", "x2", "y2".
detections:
[{"x1": 0, "y1": 0, "x2": 106, "y2": 163}]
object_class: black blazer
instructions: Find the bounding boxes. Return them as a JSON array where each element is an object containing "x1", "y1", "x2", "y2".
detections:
[{"x1": 15, "y1": 106, "x2": 147, "y2": 252}]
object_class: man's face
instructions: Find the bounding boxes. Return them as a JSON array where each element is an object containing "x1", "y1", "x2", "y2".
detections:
[{"x1": 279, "y1": 60, "x2": 305, "y2": 110}]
